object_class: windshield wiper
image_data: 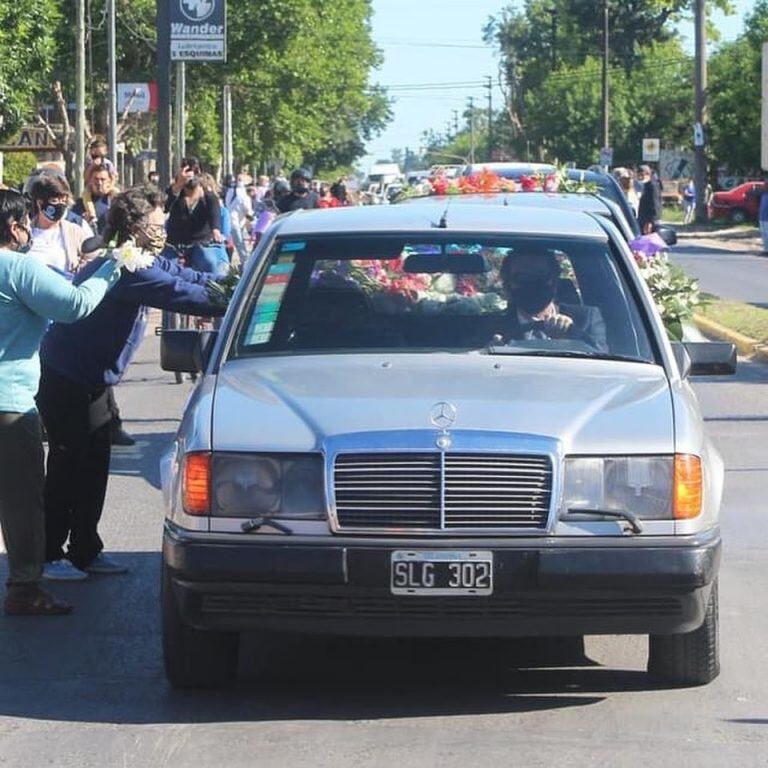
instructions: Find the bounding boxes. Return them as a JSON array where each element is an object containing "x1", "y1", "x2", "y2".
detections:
[
  {"x1": 561, "y1": 508, "x2": 644, "y2": 534},
  {"x1": 485, "y1": 346, "x2": 649, "y2": 364}
]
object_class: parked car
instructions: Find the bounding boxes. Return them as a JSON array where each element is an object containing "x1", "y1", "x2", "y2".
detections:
[
  {"x1": 708, "y1": 181, "x2": 763, "y2": 224},
  {"x1": 160, "y1": 203, "x2": 734, "y2": 689}
]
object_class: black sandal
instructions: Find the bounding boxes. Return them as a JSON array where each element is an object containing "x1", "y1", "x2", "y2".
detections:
[{"x1": 4, "y1": 586, "x2": 73, "y2": 615}]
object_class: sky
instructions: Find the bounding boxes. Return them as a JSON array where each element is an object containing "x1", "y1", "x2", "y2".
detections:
[{"x1": 362, "y1": 0, "x2": 754, "y2": 171}]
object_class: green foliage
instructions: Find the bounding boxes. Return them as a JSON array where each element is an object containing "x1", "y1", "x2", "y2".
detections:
[
  {"x1": 637, "y1": 254, "x2": 701, "y2": 341},
  {"x1": 174, "y1": 0, "x2": 390, "y2": 173},
  {"x1": 708, "y1": 0, "x2": 768, "y2": 175},
  {"x1": 1, "y1": 153, "x2": 38, "y2": 190},
  {"x1": 0, "y1": 0, "x2": 61, "y2": 141},
  {"x1": 483, "y1": 1, "x2": 734, "y2": 165}
]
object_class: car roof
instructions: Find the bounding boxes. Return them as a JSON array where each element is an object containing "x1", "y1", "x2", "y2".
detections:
[
  {"x1": 397, "y1": 192, "x2": 633, "y2": 240},
  {"x1": 273, "y1": 202, "x2": 609, "y2": 239}
]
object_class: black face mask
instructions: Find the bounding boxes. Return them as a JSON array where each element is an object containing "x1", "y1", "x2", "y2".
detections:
[
  {"x1": 510, "y1": 277, "x2": 556, "y2": 314},
  {"x1": 42, "y1": 202, "x2": 67, "y2": 222},
  {"x1": 292, "y1": 181, "x2": 309, "y2": 195}
]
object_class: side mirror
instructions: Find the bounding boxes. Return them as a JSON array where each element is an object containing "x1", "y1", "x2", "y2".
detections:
[
  {"x1": 160, "y1": 329, "x2": 218, "y2": 374},
  {"x1": 656, "y1": 225, "x2": 678, "y2": 246},
  {"x1": 671, "y1": 341, "x2": 736, "y2": 377}
]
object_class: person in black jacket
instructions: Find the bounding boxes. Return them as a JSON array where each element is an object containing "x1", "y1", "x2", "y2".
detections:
[
  {"x1": 497, "y1": 251, "x2": 608, "y2": 353},
  {"x1": 637, "y1": 164, "x2": 663, "y2": 234},
  {"x1": 164, "y1": 158, "x2": 226, "y2": 275},
  {"x1": 276, "y1": 168, "x2": 320, "y2": 213},
  {"x1": 36, "y1": 186, "x2": 226, "y2": 581}
]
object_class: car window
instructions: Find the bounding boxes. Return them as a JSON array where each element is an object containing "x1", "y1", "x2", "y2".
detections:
[{"x1": 233, "y1": 235, "x2": 657, "y2": 363}]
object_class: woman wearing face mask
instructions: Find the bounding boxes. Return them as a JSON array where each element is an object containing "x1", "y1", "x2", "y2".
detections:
[
  {"x1": 498, "y1": 252, "x2": 608, "y2": 353},
  {"x1": 27, "y1": 175, "x2": 90, "y2": 275},
  {"x1": 37, "y1": 186, "x2": 226, "y2": 582},
  {"x1": 0, "y1": 189, "x2": 121, "y2": 615}
]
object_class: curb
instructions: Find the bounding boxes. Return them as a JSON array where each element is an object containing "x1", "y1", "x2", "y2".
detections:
[{"x1": 693, "y1": 313, "x2": 768, "y2": 364}]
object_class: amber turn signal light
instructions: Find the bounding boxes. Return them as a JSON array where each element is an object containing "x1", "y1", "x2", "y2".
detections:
[
  {"x1": 182, "y1": 452, "x2": 211, "y2": 516},
  {"x1": 673, "y1": 454, "x2": 702, "y2": 519}
]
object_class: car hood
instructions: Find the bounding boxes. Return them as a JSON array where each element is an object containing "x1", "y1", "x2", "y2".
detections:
[{"x1": 212, "y1": 354, "x2": 674, "y2": 454}]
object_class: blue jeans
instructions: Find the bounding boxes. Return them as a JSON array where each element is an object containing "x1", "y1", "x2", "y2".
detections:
[
  {"x1": 761, "y1": 220, "x2": 768, "y2": 252},
  {"x1": 187, "y1": 244, "x2": 230, "y2": 277},
  {"x1": 162, "y1": 243, "x2": 229, "y2": 277}
]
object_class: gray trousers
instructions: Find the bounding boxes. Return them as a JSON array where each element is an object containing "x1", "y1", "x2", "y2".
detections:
[{"x1": 0, "y1": 411, "x2": 45, "y2": 585}]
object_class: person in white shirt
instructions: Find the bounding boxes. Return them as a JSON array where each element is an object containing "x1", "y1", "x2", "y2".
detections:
[
  {"x1": 223, "y1": 173, "x2": 253, "y2": 262},
  {"x1": 27, "y1": 175, "x2": 89, "y2": 275}
]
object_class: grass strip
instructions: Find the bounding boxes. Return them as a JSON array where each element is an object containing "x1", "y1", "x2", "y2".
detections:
[{"x1": 698, "y1": 298, "x2": 768, "y2": 344}]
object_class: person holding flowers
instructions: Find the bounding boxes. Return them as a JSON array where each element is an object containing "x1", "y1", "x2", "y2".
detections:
[
  {"x1": 0, "y1": 189, "x2": 122, "y2": 615},
  {"x1": 36, "y1": 186, "x2": 226, "y2": 582}
]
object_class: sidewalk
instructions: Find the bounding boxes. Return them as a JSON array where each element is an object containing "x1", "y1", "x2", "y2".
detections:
[{"x1": 672, "y1": 223, "x2": 762, "y2": 253}]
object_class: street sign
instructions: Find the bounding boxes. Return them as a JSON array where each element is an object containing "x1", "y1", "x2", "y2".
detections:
[
  {"x1": 170, "y1": 0, "x2": 226, "y2": 61},
  {"x1": 0, "y1": 125, "x2": 61, "y2": 153},
  {"x1": 117, "y1": 83, "x2": 157, "y2": 113},
  {"x1": 642, "y1": 138, "x2": 660, "y2": 162},
  {"x1": 762, "y1": 43, "x2": 768, "y2": 170},
  {"x1": 693, "y1": 122, "x2": 705, "y2": 147},
  {"x1": 599, "y1": 147, "x2": 613, "y2": 167}
]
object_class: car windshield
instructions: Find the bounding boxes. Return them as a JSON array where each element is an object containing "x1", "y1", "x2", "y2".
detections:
[{"x1": 232, "y1": 235, "x2": 657, "y2": 363}]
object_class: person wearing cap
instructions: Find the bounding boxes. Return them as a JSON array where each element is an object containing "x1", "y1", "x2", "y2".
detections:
[
  {"x1": 277, "y1": 168, "x2": 320, "y2": 213},
  {"x1": 637, "y1": 164, "x2": 662, "y2": 234}
]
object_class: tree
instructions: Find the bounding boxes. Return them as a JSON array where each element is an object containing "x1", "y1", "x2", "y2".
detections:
[
  {"x1": 708, "y1": 0, "x2": 768, "y2": 175},
  {"x1": 0, "y1": 0, "x2": 60, "y2": 141},
  {"x1": 484, "y1": 0, "x2": 732, "y2": 154}
]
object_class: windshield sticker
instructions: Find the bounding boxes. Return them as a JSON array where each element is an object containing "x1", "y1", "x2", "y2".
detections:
[
  {"x1": 243, "y1": 262, "x2": 296, "y2": 345},
  {"x1": 279, "y1": 241, "x2": 306, "y2": 253}
]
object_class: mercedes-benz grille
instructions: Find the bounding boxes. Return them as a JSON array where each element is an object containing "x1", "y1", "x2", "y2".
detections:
[{"x1": 333, "y1": 452, "x2": 552, "y2": 531}]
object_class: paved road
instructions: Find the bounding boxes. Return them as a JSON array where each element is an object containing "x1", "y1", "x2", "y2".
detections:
[
  {"x1": 672, "y1": 238, "x2": 768, "y2": 304},
  {"x1": 1, "y1": 336, "x2": 767, "y2": 767}
]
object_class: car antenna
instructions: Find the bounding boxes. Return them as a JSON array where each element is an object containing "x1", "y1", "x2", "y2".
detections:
[{"x1": 434, "y1": 201, "x2": 451, "y2": 228}]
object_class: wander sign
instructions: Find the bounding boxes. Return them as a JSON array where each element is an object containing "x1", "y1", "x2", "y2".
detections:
[{"x1": 170, "y1": 0, "x2": 226, "y2": 61}]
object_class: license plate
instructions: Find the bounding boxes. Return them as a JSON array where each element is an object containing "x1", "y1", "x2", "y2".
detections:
[{"x1": 390, "y1": 550, "x2": 493, "y2": 596}]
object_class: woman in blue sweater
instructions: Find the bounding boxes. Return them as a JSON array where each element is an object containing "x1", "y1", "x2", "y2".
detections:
[
  {"x1": 0, "y1": 190, "x2": 120, "y2": 615},
  {"x1": 37, "y1": 186, "x2": 225, "y2": 581}
]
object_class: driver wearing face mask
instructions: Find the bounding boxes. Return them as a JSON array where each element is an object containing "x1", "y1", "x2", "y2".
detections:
[
  {"x1": 498, "y1": 251, "x2": 608, "y2": 353},
  {"x1": 27, "y1": 175, "x2": 90, "y2": 275}
]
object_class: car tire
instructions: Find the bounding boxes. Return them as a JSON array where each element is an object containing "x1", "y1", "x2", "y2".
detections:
[
  {"x1": 162, "y1": 562, "x2": 239, "y2": 689},
  {"x1": 647, "y1": 580, "x2": 719, "y2": 687},
  {"x1": 729, "y1": 208, "x2": 748, "y2": 224}
]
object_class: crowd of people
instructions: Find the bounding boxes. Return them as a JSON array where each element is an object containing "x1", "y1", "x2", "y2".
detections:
[{"x1": 0, "y1": 138, "x2": 365, "y2": 615}]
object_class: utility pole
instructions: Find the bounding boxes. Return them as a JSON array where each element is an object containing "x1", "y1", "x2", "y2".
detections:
[
  {"x1": 175, "y1": 62, "x2": 186, "y2": 164},
  {"x1": 486, "y1": 75, "x2": 493, "y2": 162},
  {"x1": 453, "y1": 110, "x2": 459, "y2": 135},
  {"x1": 548, "y1": 8, "x2": 557, "y2": 69},
  {"x1": 156, "y1": 0, "x2": 172, "y2": 187},
  {"x1": 222, "y1": 84, "x2": 233, "y2": 177},
  {"x1": 107, "y1": 0, "x2": 117, "y2": 170},
  {"x1": 694, "y1": 0, "x2": 708, "y2": 224},
  {"x1": 75, "y1": 0, "x2": 86, "y2": 193},
  {"x1": 468, "y1": 97, "x2": 476, "y2": 163},
  {"x1": 601, "y1": 0, "x2": 610, "y2": 152}
]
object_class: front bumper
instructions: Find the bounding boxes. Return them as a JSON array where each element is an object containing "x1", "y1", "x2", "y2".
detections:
[{"x1": 163, "y1": 523, "x2": 721, "y2": 637}]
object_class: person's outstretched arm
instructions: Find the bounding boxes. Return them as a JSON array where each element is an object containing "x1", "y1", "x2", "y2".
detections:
[{"x1": 12, "y1": 256, "x2": 120, "y2": 323}]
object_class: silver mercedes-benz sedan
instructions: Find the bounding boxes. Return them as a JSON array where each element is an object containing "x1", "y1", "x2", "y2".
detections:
[{"x1": 159, "y1": 203, "x2": 734, "y2": 688}]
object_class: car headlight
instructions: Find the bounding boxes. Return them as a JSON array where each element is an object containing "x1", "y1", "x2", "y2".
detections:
[
  {"x1": 211, "y1": 453, "x2": 326, "y2": 519},
  {"x1": 562, "y1": 455, "x2": 702, "y2": 520}
]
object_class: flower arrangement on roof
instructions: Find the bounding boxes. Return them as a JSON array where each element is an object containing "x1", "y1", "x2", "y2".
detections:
[{"x1": 399, "y1": 166, "x2": 598, "y2": 200}]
